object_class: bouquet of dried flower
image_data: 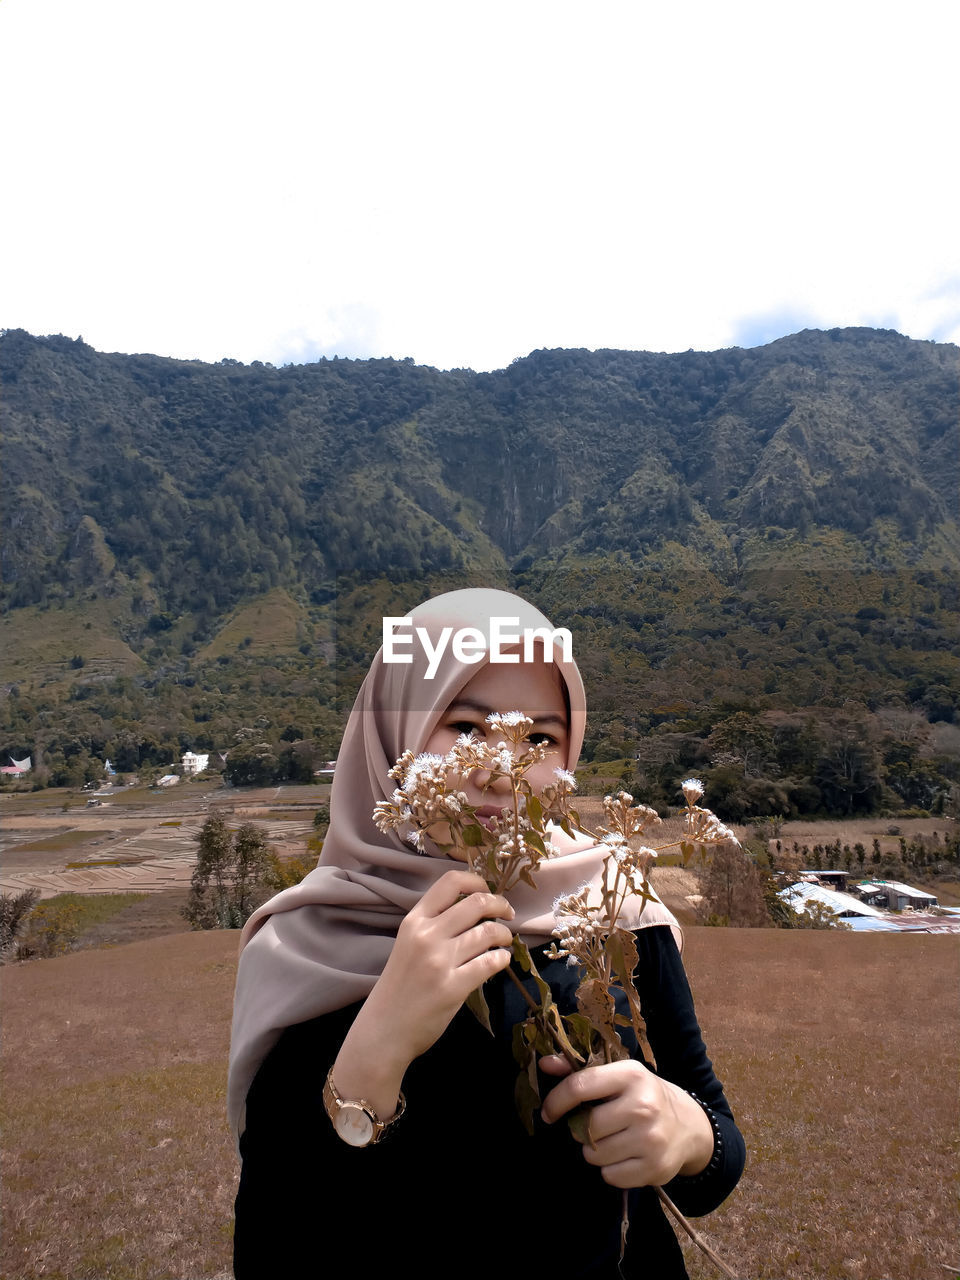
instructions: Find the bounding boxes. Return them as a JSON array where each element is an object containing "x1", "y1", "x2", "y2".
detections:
[{"x1": 374, "y1": 713, "x2": 739, "y2": 1278}]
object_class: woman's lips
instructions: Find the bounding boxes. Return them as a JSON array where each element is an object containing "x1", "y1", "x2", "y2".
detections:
[{"x1": 474, "y1": 804, "x2": 505, "y2": 829}]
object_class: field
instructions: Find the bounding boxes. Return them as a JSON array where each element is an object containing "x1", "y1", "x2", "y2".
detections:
[
  {"x1": 2, "y1": 916, "x2": 957, "y2": 1280},
  {"x1": 2, "y1": 788, "x2": 958, "y2": 1278},
  {"x1": 0, "y1": 783, "x2": 328, "y2": 900}
]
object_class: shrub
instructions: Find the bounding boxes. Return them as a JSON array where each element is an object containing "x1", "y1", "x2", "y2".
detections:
[
  {"x1": 788, "y1": 900, "x2": 851, "y2": 931},
  {"x1": 266, "y1": 848, "x2": 321, "y2": 892},
  {"x1": 0, "y1": 889, "x2": 41, "y2": 962},
  {"x1": 17, "y1": 899, "x2": 83, "y2": 959}
]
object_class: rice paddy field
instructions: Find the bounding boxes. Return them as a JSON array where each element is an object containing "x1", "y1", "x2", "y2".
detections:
[{"x1": 2, "y1": 918, "x2": 957, "y2": 1280}]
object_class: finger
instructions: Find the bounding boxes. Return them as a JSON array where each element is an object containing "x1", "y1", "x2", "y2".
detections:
[
  {"x1": 538, "y1": 1055, "x2": 574, "y2": 1078},
  {"x1": 596, "y1": 1157, "x2": 657, "y2": 1190},
  {"x1": 456, "y1": 943, "x2": 513, "y2": 987},
  {"x1": 416, "y1": 870, "x2": 492, "y2": 916},
  {"x1": 442, "y1": 889, "x2": 515, "y2": 937},
  {"x1": 541, "y1": 1062, "x2": 643, "y2": 1125},
  {"x1": 577, "y1": 1120, "x2": 645, "y2": 1167},
  {"x1": 454, "y1": 917, "x2": 515, "y2": 963}
]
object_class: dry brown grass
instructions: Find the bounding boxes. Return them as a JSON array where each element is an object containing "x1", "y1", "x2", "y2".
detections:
[
  {"x1": 679, "y1": 929, "x2": 960, "y2": 1279},
  {"x1": 2, "y1": 931, "x2": 239, "y2": 1280},
  {"x1": 2, "y1": 920, "x2": 957, "y2": 1279}
]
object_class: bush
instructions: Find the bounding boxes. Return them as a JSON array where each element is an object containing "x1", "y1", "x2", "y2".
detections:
[
  {"x1": 17, "y1": 899, "x2": 83, "y2": 959},
  {"x1": 787, "y1": 900, "x2": 851, "y2": 931},
  {"x1": 0, "y1": 889, "x2": 41, "y2": 961},
  {"x1": 266, "y1": 848, "x2": 321, "y2": 892}
]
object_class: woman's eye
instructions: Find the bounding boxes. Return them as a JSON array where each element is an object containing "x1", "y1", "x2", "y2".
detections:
[
  {"x1": 450, "y1": 721, "x2": 482, "y2": 737},
  {"x1": 527, "y1": 732, "x2": 556, "y2": 746}
]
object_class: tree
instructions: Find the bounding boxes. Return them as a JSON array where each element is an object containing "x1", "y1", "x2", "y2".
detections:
[
  {"x1": 231, "y1": 823, "x2": 274, "y2": 920},
  {"x1": 696, "y1": 844, "x2": 770, "y2": 927},
  {"x1": 224, "y1": 741, "x2": 281, "y2": 787},
  {"x1": 708, "y1": 713, "x2": 775, "y2": 779},
  {"x1": 183, "y1": 813, "x2": 273, "y2": 929}
]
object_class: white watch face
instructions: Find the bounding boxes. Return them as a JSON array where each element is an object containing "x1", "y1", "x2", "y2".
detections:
[{"x1": 334, "y1": 1103, "x2": 376, "y2": 1147}]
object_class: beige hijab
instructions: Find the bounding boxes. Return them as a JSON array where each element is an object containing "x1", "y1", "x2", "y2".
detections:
[{"x1": 227, "y1": 588, "x2": 679, "y2": 1141}]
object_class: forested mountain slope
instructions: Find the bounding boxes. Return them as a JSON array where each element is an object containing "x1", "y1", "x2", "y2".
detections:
[{"x1": 2, "y1": 326, "x2": 957, "y2": 816}]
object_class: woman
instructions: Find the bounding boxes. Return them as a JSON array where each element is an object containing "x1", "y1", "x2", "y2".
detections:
[{"x1": 229, "y1": 588, "x2": 744, "y2": 1278}]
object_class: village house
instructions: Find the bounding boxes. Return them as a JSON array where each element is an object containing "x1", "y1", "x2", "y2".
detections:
[
  {"x1": 856, "y1": 879, "x2": 938, "y2": 910},
  {"x1": 181, "y1": 751, "x2": 210, "y2": 775},
  {"x1": 779, "y1": 881, "x2": 887, "y2": 923},
  {"x1": 804, "y1": 869, "x2": 850, "y2": 891}
]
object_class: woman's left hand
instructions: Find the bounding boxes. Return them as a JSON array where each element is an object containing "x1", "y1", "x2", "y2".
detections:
[{"x1": 539, "y1": 1056, "x2": 715, "y2": 1188}]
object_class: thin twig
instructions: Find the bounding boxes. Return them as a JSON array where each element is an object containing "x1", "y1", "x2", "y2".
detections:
[
  {"x1": 656, "y1": 1188, "x2": 740, "y2": 1279},
  {"x1": 502, "y1": 963, "x2": 581, "y2": 1068}
]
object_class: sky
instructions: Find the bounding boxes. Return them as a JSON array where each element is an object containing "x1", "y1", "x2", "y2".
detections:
[{"x1": 2, "y1": 0, "x2": 958, "y2": 372}]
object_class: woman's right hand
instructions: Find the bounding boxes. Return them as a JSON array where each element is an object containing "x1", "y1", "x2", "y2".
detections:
[{"x1": 331, "y1": 870, "x2": 515, "y2": 1117}]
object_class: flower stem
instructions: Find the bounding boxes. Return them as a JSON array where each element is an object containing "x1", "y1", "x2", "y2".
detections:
[
  {"x1": 502, "y1": 963, "x2": 581, "y2": 1069},
  {"x1": 656, "y1": 1188, "x2": 740, "y2": 1279},
  {"x1": 503, "y1": 957, "x2": 737, "y2": 1278}
]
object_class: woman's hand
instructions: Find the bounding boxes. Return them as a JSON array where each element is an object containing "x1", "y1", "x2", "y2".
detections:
[
  {"x1": 539, "y1": 1056, "x2": 715, "y2": 1188},
  {"x1": 332, "y1": 871, "x2": 514, "y2": 1118}
]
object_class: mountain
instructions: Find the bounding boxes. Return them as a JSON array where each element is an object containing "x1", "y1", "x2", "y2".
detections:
[{"x1": 1, "y1": 326, "x2": 957, "y2": 815}]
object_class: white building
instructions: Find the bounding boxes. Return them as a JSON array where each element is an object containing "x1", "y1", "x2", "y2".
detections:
[
  {"x1": 779, "y1": 882, "x2": 887, "y2": 922},
  {"x1": 181, "y1": 751, "x2": 210, "y2": 775}
]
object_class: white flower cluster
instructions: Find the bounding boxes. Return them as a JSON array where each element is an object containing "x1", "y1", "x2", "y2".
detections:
[
  {"x1": 601, "y1": 791, "x2": 662, "y2": 840},
  {"x1": 683, "y1": 808, "x2": 738, "y2": 845},
  {"x1": 372, "y1": 714, "x2": 575, "y2": 891},
  {"x1": 548, "y1": 883, "x2": 604, "y2": 965},
  {"x1": 486, "y1": 710, "x2": 531, "y2": 732}
]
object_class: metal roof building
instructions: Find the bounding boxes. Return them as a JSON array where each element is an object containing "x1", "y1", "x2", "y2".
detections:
[{"x1": 779, "y1": 882, "x2": 887, "y2": 920}]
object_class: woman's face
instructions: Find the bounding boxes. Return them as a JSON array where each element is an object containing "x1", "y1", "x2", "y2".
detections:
[{"x1": 421, "y1": 658, "x2": 571, "y2": 854}]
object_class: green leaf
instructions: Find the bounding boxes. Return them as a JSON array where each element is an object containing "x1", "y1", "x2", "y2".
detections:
[
  {"x1": 514, "y1": 1068, "x2": 540, "y2": 1137},
  {"x1": 512, "y1": 940, "x2": 555, "y2": 1014},
  {"x1": 605, "y1": 930, "x2": 650, "y2": 1060},
  {"x1": 576, "y1": 977, "x2": 627, "y2": 1061},
  {"x1": 512, "y1": 1020, "x2": 533, "y2": 1068},
  {"x1": 526, "y1": 793, "x2": 543, "y2": 828},
  {"x1": 465, "y1": 983, "x2": 493, "y2": 1035},
  {"x1": 544, "y1": 1005, "x2": 585, "y2": 1064},
  {"x1": 524, "y1": 829, "x2": 546, "y2": 856},
  {"x1": 462, "y1": 823, "x2": 485, "y2": 846},
  {"x1": 512, "y1": 936, "x2": 534, "y2": 973},
  {"x1": 562, "y1": 1012, "x2": 597, "y2": 1058}
]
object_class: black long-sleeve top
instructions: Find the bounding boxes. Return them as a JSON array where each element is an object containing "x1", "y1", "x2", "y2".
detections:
[{"x1": 234, "y1": 925, "x2": 744, "y2": 1279}]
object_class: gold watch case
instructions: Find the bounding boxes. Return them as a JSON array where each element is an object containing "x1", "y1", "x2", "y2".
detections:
[{"x1": 322, "y1": 1070, "x2": 406, "y2": 1147}]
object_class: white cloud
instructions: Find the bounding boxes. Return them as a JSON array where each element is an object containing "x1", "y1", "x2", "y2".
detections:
[{"x1": 2, "y1": 0, "x2": 957, "y2": 368}]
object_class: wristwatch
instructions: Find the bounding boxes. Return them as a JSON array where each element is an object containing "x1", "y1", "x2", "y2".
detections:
[{"x1": 322, "y1": 1068, "x2": 406, "y2": 1147}]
